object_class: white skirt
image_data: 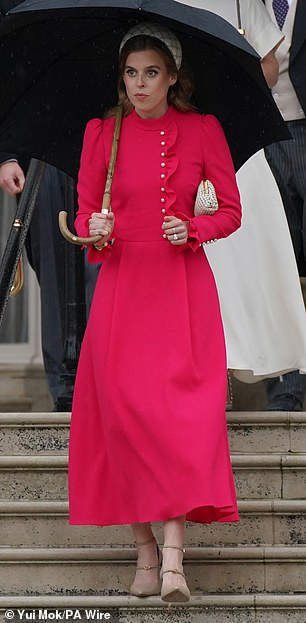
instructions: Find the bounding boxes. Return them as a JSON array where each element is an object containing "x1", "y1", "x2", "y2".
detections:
[{"x1": 205, "y1": 149, "x2": 306, "y2": 383}]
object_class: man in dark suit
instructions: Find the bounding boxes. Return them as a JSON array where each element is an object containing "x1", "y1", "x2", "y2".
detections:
[
  {"x1": 0, "y1": 2, "x2": 69, "y2": 408},
  {"x1": 0, "y1": 157, "x2": 69, "y2": 408},
  {"x1": 0, "y1": 2, "x2": 100, "y2": 409},
  {"x1": 264, "y1": 0, "x2": 306, "y2": 410}
]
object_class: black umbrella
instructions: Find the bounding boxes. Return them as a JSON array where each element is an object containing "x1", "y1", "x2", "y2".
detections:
[
  {"x1": 0, "y1": 0, "x2": 289, "y2": 179},
  {"x1": 0, "y1": 0, "x2": 21, "y2": 15}
]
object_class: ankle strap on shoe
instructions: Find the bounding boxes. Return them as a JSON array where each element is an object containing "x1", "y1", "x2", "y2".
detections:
[
  {"x1": 136, "y1": 563, "x2": 159, "y2": 571},
  {"x1": 163, "y1": 545, "x2": 185, "y2": 552},
  {"x1": 162, "y1": 569, "x2": 186, "y2": 577}
]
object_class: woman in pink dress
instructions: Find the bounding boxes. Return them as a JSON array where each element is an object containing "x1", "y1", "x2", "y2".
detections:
[{"x1": 69, "y1": 22, "x2": 241, "y2": 603}]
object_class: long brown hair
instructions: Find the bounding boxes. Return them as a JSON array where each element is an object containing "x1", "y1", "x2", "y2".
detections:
[{"x1": 105, "y1": 34, "x2": 194, "y2": 118}]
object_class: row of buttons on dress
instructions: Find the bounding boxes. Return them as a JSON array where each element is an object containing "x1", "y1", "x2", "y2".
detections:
[
  {"x1": 159, "y1": 130, "x2": 218, "y2": 247},
  {"x1": 160, "y1": 131, "x2": 167, "y2": 216}
]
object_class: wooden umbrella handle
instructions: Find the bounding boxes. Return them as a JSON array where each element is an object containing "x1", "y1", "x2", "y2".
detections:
[
  {"x1": 58, "y1": 105, "x2": 123, "y2": 246},
  {"x1": 58, "y1": 211, "x2": 103, "y2": 245},
  {"x1": 10, "y1": 256, "x2": 24, "y2": 297}
]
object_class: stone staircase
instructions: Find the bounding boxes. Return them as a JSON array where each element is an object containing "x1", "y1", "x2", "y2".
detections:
[
  {"x1": 0, "y1": 365, "x2": 52, "y2": 413},
  {"x1": 0, "y1": 412, "x2": 306, "y2": 621}
]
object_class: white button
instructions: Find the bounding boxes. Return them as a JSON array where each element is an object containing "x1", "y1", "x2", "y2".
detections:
[
  {"x1": 160, "y1": 152, "x2": 165, "y2": 157},
  {"x1": 161, "y1": 197, "x2": 165, "y2": 203},
  {"x1": 161, "y1": 141, "x2": 166, "y2": 146},
  {"x1": 161, "y1": 208, "x2": 166, "y2": 213},
  {"x1": 160, "y1": 131, "x2": 165, "y2": 136},
  {"x1": 161, "y1": 187, "x2": 165, "y2": 192},
  {"x1": 161, "y1": 162, "x2": 166, "y2": 167},
  {"x1": 161, "y1": 174, "x2": 165, "y2": 179}
]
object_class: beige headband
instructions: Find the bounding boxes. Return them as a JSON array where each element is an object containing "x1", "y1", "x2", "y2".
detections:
[{"x1": 119, "y1": 22, "x2": 182, "y2": 70}]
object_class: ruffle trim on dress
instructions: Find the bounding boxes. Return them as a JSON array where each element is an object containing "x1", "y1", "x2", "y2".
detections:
[
  {"x1": 162, "y1": 120, "x2": 201, "y2": 254},
  {"x1": 163, "y1": 120, "x2": 179, "y2": 216}
]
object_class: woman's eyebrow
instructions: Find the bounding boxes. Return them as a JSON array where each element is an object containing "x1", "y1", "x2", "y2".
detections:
[{"x1": 125, "y1": 65, "x2": 161, "y2": 70}]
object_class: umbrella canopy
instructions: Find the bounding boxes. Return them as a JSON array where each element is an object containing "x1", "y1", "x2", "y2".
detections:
[
  {"x1": 0, "y1": 0, "x2": 289, "y2": 179},
  {"x1": 0, "y1": 0, "x2": 21, "y2": 15}
]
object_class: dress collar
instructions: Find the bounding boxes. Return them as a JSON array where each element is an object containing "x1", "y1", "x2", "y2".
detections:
[{"x1": 128, "y1": 106, "x2": 177, "y2": 131}]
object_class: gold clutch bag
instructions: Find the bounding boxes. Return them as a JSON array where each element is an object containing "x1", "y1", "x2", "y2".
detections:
[{"x1": 194, "y1": 179, "x2": 218, "y2": 216}]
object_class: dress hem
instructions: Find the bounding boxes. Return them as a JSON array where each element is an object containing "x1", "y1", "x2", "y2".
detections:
[{"x1": 69, "y1": 502, "x2": 240, "y2": 527}]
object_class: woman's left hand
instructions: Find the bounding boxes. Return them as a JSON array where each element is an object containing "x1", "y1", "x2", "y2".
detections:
[{"x1": 162, "y1": 216, "x2": 189, "y2": 245}]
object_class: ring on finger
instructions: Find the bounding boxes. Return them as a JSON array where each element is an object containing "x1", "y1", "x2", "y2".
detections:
[{"x1": 173, "y1": 233, "x2": 178, "y2": 241}]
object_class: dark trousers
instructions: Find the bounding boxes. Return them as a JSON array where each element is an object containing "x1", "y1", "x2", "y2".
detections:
[
  {"x1": 265, "y1": 120, "x2": 306, "y2": 273},
  {"x1": 26, "y1": 164, "x2": 100, "y2": 406},
  {"x1": 264, "y1": 120, "x2": 306, "y2": 409},
  {"x1": 25, "y1": 165, "x2": 67, "y2": 404}
]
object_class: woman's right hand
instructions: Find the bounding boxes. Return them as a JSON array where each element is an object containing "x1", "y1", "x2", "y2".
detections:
[{"x1": 89, "y1": 211, "x2": 115, "y2": 244}]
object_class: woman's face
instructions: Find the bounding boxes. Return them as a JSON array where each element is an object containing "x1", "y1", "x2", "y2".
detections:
[{"x1": 123, "y1": 49, "x2": 177, "y2": 119}]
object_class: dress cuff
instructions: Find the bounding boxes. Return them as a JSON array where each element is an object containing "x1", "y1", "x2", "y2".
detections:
[
  {"x1": 173, "y1": 212, "x2": 200, "y2": 253},
  {"x1": 87, "y1": 240, "x2": 113, "y2": 263}
]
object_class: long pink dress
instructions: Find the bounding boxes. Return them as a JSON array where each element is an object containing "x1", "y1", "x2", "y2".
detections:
[{"x1": 69, "y1": 106, "x2": 241, "y2": 526}]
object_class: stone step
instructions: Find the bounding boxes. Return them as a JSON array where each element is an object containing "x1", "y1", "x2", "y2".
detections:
[
  {"x1": 0, "y1": 397, "x2": 32, "y2": 413},
  {"x1": 1, "y1": 594, "x2": 306, "y2": 623},
  {"x1": 0, "y1": 452, "x2": 305, "y2": 501},
  {"x1": 1, "y1": 412, "x2": 306, "y2": 454},
  {"x1": 0, "y1": 367, "x2": 52, "y2": 413},
  {"x1": 0, "y1": 413, "x2": 305, "y2": 620},
  {"x1": 227, "y1": 412, "x2": 306, "y2": 453},
  {"x1": 233, "y1": 453, "x2": 306, "y2": 499},
  {"x1": 0, "y1": 593, "x2": 306, "y2": 623},
  {"x1": 0, "y1": 414, "x2": 69, "y2": 455},
  {"x1": 0, "y1": 546, "x2": 305, "y2": 595},
  {"x1": 1, "y1": 500, "x2": 306, "y2": 547}
]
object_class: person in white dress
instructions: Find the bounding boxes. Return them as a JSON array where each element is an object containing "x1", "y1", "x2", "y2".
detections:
[{"x1": 175, "y1": 0, "x2": 306, "y2": 406}]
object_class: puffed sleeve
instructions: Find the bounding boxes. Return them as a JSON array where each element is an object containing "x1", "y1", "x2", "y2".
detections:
[
  {"x1": 76, "y1": 118, "x2": 112, "y2": 263},
  {"x1": 176, "y1": 115, "x2": 242, "y2": 253}
]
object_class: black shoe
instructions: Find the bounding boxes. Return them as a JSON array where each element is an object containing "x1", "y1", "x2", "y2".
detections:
[{"x1": 266, "y1": 395, "x2": 303, "y2": 411}]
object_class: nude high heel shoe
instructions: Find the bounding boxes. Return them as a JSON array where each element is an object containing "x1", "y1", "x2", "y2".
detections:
[
  {"x1": 161, "y1": 545, "x2": 190, "y2": 602},
  {"x1": 130, "y1": 537, "x2": 162, "y2": 597},
  {"x1": 161, "y1": 545, "x2": 190, "y2": 603}
]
